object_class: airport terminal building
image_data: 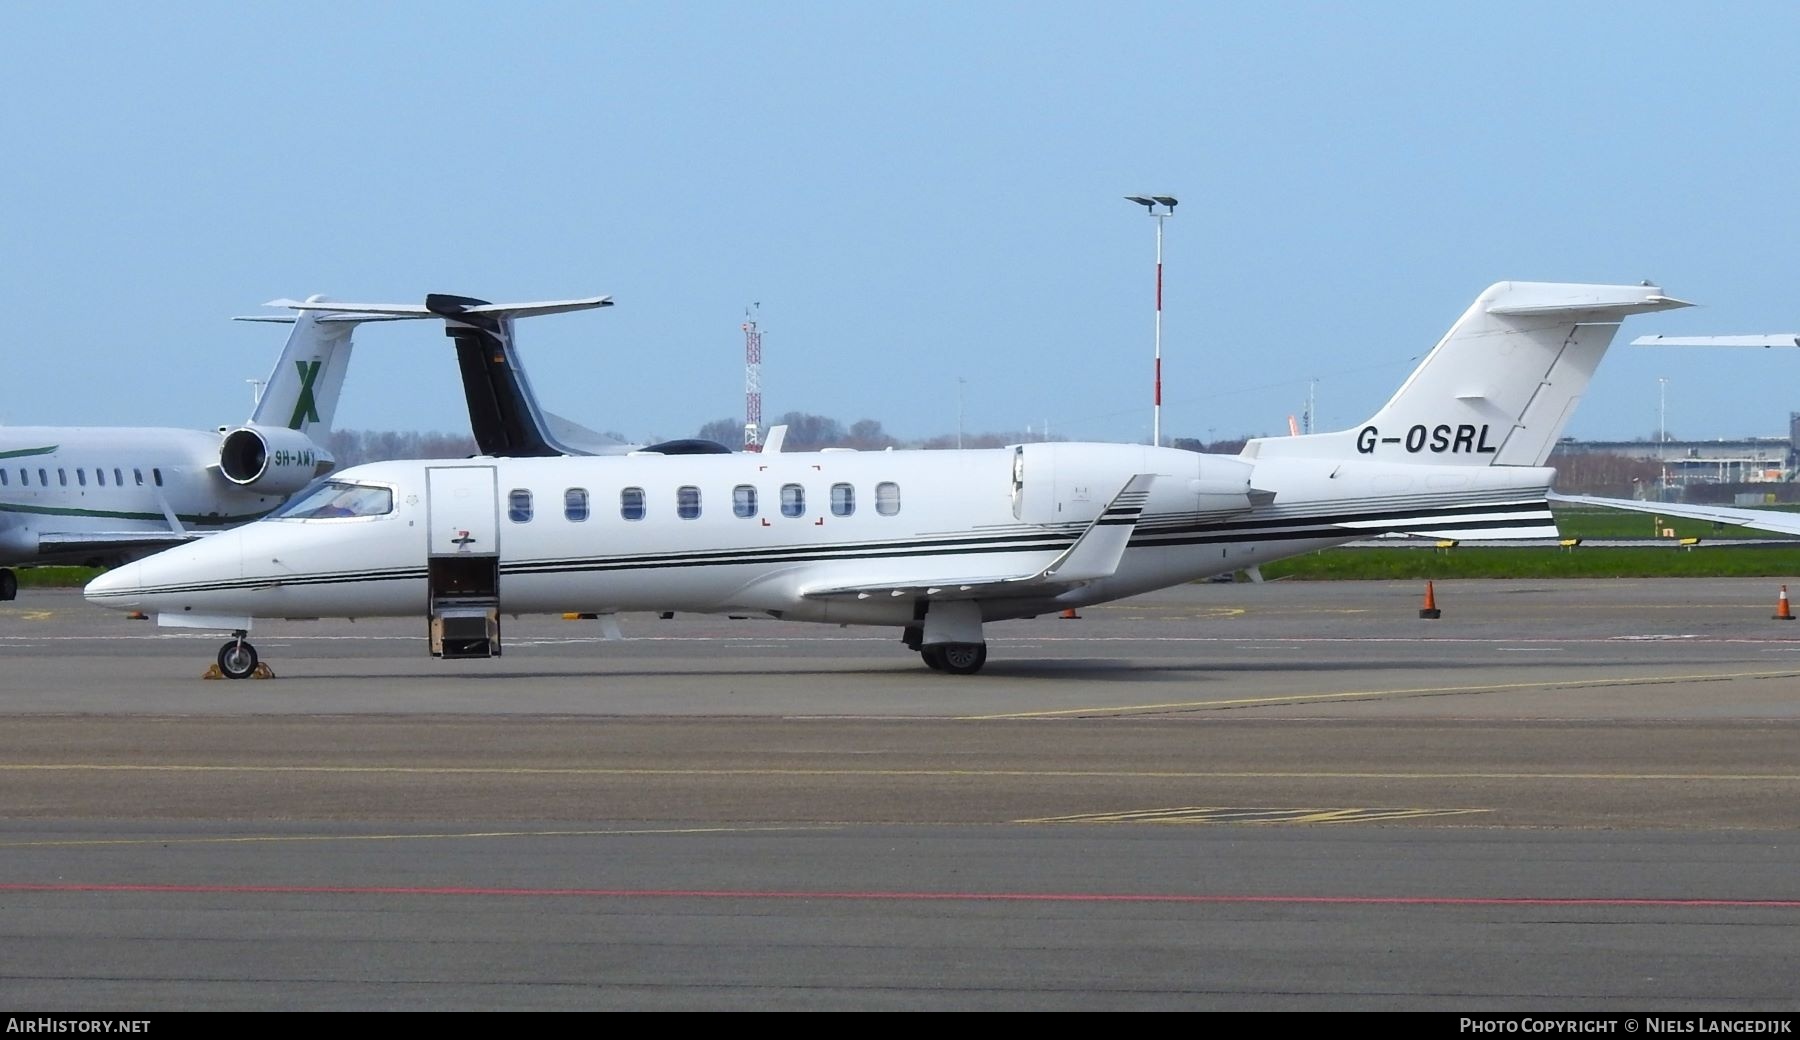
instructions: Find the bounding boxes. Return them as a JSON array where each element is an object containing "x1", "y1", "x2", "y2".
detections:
[{"x1": 1549, "y1": 414, "x2": 1800, "y2": 503}]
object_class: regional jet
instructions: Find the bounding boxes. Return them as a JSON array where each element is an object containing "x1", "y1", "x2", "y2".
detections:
[
  {"x1": 0, "y1": 298, "x2": 385, "y2": 600},
  {"x1": 85, "y1": 281, "x2": 1687, "y2": 676}
]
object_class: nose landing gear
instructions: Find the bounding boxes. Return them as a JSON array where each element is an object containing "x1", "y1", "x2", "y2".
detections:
[{"x1": 209, "y1": 632, "x2": 273, "y2": 680}]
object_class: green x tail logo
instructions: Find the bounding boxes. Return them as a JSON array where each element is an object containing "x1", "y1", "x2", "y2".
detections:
[{"x1": 287, "y1": 360, "x2": 322, "y2": 429}]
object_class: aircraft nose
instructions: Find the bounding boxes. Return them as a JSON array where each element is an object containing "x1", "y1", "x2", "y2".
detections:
[{"x1": 84, "y1": 560, "x2": 142, "y2": 607}]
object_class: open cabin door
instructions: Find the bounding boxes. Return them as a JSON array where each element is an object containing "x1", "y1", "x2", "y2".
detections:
[{"x1": 425, "y1": 465, "x2": 502, "y2": 659}]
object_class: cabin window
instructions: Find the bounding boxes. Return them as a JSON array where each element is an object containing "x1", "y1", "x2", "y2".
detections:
[
  {"x1": 77, "y1": 469, "x2": 87, "y2": 487},
  {"x1": 732, "y1": 484, "x2": 758, "y2": 518},
  {"x1": 276, "y1": 481, "x2": 394, "y2": 519},
  {"x1": 134, "y1": 468, "x2": 144, "y2": 486},
  {"x1": 58, "y1": 469, "x2": 67, "y2": 487},
  {"x1": 876, "y1": 481, "x2": 901, "y2": 516},
  {"x1": 0, "y1": 470, "x2": 7, "y2": 486},
  {"x1": 830, "y1": 482, "x2": 855, "y2": 517},
  {"x1": 677, "y1": 485, "x2": 701, "y2": 519},
  {"x1": 564, "y1": 488, "x2": 589, "y2": 522},
  {"x1": 152, "y1": 468, "x2": 163, "y2": 487},
  {"x1": 508, "y1": 489, "x2": 533, "y2": 523},
  {"x1": 95, "y1": 468, "x2": 105, "y2": 487},
  {"x1": 18, "y1": 470, "x2": 27, "y2": 486},
  {"x1": 114, "y1": 468, "x2": 123, "y2": 486},
  {"x1": 39, "y1": 469, "x2": 48, "y2": 486},
  {"x1": 780, "y1": 483, "x2": 805, "y2": 518},
  {"x1": 620, "y1": 486, "x2": 646, "y2": 521}
]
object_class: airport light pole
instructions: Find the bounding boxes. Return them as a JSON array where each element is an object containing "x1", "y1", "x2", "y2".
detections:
[
  {"x1": 1658, "y1": 376, "x2": 1669, "y2": 495},
  {"x1": 1126, "y1": 195, "x2": 1177, "y2": 446}
]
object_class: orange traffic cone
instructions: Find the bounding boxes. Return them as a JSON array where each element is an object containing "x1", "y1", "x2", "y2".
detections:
[
  {"x1": 1060, "y1": 608, "x2": 1080, "y2": 620},
  {"x1": 1775, "y1": 585, "x2": 1795, "y2": 621},
  {"x1": 1418, "y1": 581, "x2": 1441, "y2": 619}
]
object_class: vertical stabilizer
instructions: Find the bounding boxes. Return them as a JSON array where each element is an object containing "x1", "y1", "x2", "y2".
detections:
[
  {"x1": 240, "y1": 296, "x2": 377, "y2": 438},
  {"x1": 1245, "y1": 281, "x2": 1689, "y2": 467},
  {"x1": 427, "y1": 294, "x2": 584, "y2": 457}
]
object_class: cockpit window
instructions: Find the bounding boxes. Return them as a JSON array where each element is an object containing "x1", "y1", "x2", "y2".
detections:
[{"x1": 276, "y1": 481, "x2": 394, "y2": 519}]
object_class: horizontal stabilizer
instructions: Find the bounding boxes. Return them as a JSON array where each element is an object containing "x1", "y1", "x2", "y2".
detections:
[
  {"x1": 234, "y1": 312, "x2": 419, "y2": 325},
  {"x1": 1485, "y1": 284, "x2": 1690, "y2": 316},
  {"x1": 1632, "y1": 334, "x2": 1800, "y2": 348},
  {"x1": 1549, "y1": 493, "x2": 1800, "y2": 537},
  {"x1": 265, "y1": 296, "x2": 613, "y2": 322}
]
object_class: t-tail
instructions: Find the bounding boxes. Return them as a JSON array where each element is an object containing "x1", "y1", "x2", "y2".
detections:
[
  {"x1": 1245, "y1": 281, "x2": 1690, "y2": 466},
  {"x1": 264, "y1": 293, "x2": 625, "y2": 457}
]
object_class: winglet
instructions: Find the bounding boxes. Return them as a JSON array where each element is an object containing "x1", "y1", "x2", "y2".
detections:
[{"x1": 1040, "y1": 474, "x2": 1156, "y2": 582}]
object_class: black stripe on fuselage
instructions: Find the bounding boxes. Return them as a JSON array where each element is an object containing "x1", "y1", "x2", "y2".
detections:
[{"x1": 113, "y1": 498, "x2": 1552, "y2": 598}]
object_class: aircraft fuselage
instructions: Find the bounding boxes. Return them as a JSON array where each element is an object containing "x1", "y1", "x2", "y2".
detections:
[{"x1": 85, "y1": 441, "x2": 1554, "y2": 627}]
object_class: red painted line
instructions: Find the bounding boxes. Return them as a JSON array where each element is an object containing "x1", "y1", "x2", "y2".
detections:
[{"x1": 2, "y1": 882, "x2": 1797, "y2": 908}]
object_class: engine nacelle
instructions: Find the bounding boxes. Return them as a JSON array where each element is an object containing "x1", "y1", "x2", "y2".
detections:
[
  {"x1": 218, "y1": 424, "x2": 333, "y2": 495},
  {"x1": 1190, "y1": 455, "x2": 1259, "y2": 516}
]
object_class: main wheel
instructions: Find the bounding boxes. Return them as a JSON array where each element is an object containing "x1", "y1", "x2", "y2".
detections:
[
  {"x1": 217, "y1": 639, "x2": 259, "y2": 680},
  {"x1": 935, "y1": 642, "x2": 987, "y2": 675},
  {"x1": 0, "y1": 569, "x2": 16, "y2": 601},
  {"x1": 920, "y1": 646, "x2": 947, "y2": 671}
]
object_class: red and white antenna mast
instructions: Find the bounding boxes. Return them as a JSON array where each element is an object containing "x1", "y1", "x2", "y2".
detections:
[
  {"x1": 1126, "y1": 195, "x2": 1177, "y2": 446},
  {"x1": 742, "y1": 303, "x2": 763, "y2": 452}
]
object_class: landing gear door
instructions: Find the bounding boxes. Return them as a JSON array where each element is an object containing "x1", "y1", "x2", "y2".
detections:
[
  {"x1": 425, "y1": 465, "x2": 502, "y2": 659},
  {"x1": 427, "y1": 465, "x2": 499, "y2": 556}
]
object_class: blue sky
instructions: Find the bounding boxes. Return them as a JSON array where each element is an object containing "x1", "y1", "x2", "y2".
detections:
[{"x1": 6, "y1": 2, "x2": 1799, "y2": 446}]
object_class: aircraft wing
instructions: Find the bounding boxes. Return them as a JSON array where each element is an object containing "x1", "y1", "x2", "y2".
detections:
[
  {"x1": 800, "y1": 474, "x2": 1157, "y2": 600},
  {"x1": 1549, "y1": 493, "x2": 1800, "y2": 536}
]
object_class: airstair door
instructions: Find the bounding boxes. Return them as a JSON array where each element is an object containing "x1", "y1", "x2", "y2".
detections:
[{"x1": 425, "y1": 465, "x2": 502, "y2": 658}]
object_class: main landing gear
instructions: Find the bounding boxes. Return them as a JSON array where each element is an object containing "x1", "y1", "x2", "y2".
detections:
[
  {"x1": 903, "y1": 624, "x2": 989, "y2": 675},
  {"x1": 0, "y1": 568, "x2": 17, "y2": 601},
  {"x1": 216, "y1": 632, "x2": 261, "y2": 680},
  {"x1": 921, "y1": 642, "x2": 988, "y2": 674}
]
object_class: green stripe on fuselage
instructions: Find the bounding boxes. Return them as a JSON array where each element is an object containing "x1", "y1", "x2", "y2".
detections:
[
  {"x1": 0, "y1": 445, "x2": 58, "y2": 460},
  {"x1": 0, "y1": 501, "x2": 273, "y2": 526}
]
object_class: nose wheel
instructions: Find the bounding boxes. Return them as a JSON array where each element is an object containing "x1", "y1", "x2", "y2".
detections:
[{"x1": 216, "y1": 635, "x2": 260, "y2": 680}]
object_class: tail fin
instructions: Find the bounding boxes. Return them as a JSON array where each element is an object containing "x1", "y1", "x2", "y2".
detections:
[
  {"x1": 425, "y1": 293, "x2": 590, "y2": 457},
  {"x1": 237, "y1": 295, "x2": 397, "y2": 437},
  {"x1": 1245, "y1": 281, "x2": 1690, "y2": 467},
  {"x1": 263, "y1": 293, "x2": 619, "y2": 457}
]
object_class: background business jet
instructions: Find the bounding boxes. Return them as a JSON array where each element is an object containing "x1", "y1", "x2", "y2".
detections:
[{"x1": 0, "y1": 298, "x2": 381, "y2": 600}]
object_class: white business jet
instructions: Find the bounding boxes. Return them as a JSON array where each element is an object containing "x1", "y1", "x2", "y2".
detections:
[
  {"x1": 85, "y1": 281, "x2": 1686, "y2": 676},
  {"x1": 0, "y1": 298, "x2": 385, "y2": 601}
]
